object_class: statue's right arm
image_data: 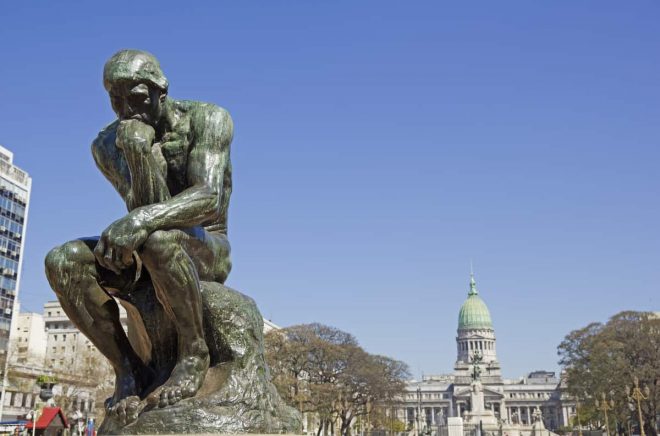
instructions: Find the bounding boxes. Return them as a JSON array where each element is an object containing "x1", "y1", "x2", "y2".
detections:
[{"x1": 91, "y1": 122, "x2": 132, "y2": 204}]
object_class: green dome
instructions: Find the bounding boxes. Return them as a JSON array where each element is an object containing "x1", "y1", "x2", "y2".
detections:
[{"x1": 458, "y1": 275, "x2": 493, "y2": 330}]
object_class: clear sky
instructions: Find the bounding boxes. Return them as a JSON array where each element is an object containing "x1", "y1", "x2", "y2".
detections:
[{"x1": 1, "y1": 1, "x2": 658, "y2": 379}]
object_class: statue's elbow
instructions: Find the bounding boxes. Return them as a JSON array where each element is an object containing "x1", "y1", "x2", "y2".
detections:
[{"x1": 206, "y1": 188, "x2": 222, "y2": 220}]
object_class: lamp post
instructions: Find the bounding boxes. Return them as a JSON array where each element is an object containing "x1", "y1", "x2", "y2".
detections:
[
  {"x1": 574, "y1": 398, "x2": 584, "y2": 436},
  {"x1": 626, "y1": 377, "x2": 649, "y2": 436},
  {"x1": 416, "y1": 384, "x2": 422, "y2": 436},
  {"x1": 25, "y1": 409, "x2": 37, "y2": 436},
  {"x1": 595, "y1": 393, "x2": 614, "y2": 436},
  {"x1": 71, "y1": 410, "x2": 84, "y2": 436}
]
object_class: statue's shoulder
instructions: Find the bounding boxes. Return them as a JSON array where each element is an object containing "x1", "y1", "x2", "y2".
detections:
[
  {"x1": 173, "y1": 99, "x2": 232, "y2": 135},
  {"x1": 91, "y1": 120, "x2": 120, "y2": 164}
]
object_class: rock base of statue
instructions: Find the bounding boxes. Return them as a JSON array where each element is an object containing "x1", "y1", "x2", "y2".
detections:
[{"x1": 99, "y1": 283, "x2": 300, "y2": 435}]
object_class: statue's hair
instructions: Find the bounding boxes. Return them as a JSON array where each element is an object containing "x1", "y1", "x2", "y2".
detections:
[{"x1": 103, "y1": 49, "x2": 168, "y2": 92}]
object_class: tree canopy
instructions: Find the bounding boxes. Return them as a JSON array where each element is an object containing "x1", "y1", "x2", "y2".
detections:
[
  {"x1": 265, "y1": 323, "x2": 410, "y2": 436},
  {"x1": 557, "y1": 311, "x2": 659, "y2": 436}
]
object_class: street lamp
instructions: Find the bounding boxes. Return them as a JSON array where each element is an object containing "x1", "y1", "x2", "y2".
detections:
[
  {"x1": 595, "y1": 393, "x2": 614, "y2": 436},
  {"x1": 626, "y1": 377, "x2": 650, "y2": 436},
  {"x1": 574, "y1": 398, "x2": 584, "y2": 436},
  {"x1": 416, "y1": 385, "x2": 422, "y2": 436},
  {"x1": 25, "y1": 409, "x2": 37, "y2": 436},
  {"x1": 71, "y1": 410, "x2": 84, "y2": 436}
]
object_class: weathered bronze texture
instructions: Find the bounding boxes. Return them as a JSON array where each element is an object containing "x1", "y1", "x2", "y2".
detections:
[{"x1": 45, "y1": 50, "x2": 299, "y2": 434}]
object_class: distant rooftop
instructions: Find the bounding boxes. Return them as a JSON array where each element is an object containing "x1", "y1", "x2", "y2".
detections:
[{"x1": 0, "y1": 146, "x2": 13, "y2": 164}]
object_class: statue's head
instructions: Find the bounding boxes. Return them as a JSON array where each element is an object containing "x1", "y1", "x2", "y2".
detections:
[{"x1": 103, "y1": 49, "x2": 168, "y2": 125}]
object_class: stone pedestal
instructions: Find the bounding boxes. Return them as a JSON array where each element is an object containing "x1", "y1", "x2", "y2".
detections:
[
  {"x1": 464, "y1": 381, "x2": 498, "y2": 427},
  {"x1": 99, "y1": 283, "x2": 300, "y2": 434},
  {"x1": 447, "y1": 417, "x2": 464, "y2": 436}
]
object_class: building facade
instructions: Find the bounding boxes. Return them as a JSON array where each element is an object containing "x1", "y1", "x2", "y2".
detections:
[
  {"x1": 42, "y1": 300, "x2": 127, "y2": 376},
  {"x1": 0, "y1": 146, "x2": 31, "y2": 368},
  {"x1": 11, "y1": 312, "x2": 47, "y2": 367},
  {"x1": 396, "y1": 275, "x2": 574, "y2": 432}
]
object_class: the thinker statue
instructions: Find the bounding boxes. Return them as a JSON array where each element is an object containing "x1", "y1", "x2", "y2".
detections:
[{"x1": 45, "y1": 50, "x2": 298, "y2": 434}]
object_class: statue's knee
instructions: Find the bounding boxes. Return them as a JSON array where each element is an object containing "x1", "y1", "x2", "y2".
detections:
[
  {"x1": 142, "y1": 230, "x2": 178, "y2": 262},
  {"x1": 45, "y1": 240, "x2": 93, "y2": 288}
]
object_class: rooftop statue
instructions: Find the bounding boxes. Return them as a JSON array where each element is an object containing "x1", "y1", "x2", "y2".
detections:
[
  {"x1": 470, "y1": 350, "x2": 483, "y2": 381},
  {"x1": 45, "y1": 50, "x2": 299, "y2": 434}
]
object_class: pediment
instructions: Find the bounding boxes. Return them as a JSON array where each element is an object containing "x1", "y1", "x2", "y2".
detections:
[
  {"x1": 461, "y1": 334, "x2": 489, "y2": 339},
  {"x1": 453, "y1": 386, "x2": 503, "y2": 398}
]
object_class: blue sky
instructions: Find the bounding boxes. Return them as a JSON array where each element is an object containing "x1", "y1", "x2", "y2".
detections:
[{"x1": 1, "y1": 1, "x2": 658, "y2": 379}]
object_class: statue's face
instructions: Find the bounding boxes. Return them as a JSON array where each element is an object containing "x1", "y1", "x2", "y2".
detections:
[{"x1": 108, "y1": 81, "x2": 164, "y2": 125}]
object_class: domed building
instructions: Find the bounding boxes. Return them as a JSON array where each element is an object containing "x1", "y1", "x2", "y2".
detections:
[
  {"x1": 395, "y1": 274, "x2": 575, "y2": 434},
  {"x1": 455, "y1": 274, "x2": 499, "y2": 371}
]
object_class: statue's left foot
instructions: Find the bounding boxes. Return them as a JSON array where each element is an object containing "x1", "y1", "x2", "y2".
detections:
[{"x1": 149, "y1": 349, "x2": 210, "y2": 408}]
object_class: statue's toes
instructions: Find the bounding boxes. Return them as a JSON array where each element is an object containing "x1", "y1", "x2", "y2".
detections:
[
  {"x1": 158, "y1": 391, "x2": 169, "y2": 408},
  {"x1": 168, "y1": 388, "x2": 182, "y2": 405},
  {"x1": 159, "y1": 389, "x2": 175, "y2": 408},
  {"x1": 124, "y1": 396, "x2": 141, "y2": 423},
  {"x1": 116, "y1": 402, "x2": 127, "y2": 425},
  {"x1": 181, "y1": 384, "x2": 196, "y2": 398}
]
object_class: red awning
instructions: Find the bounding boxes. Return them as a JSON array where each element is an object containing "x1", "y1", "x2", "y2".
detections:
[{"x1": 25, "y1": 407, "x2": 69, "y2": 430}]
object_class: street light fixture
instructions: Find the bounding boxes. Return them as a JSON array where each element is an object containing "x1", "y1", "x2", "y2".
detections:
[
  {"x1": 626, "y1": 377, "x2": 650, "y2": 436},
  {"x1": 574, "y1": 398, "x2": 584, "y2": 436},
  {"x1": 72, "y1": 410, "x2": 85, "y2": 436},
  {"x1": 595, "y1": 393, "x2": 614, "y2": 436},
  {"x1": 25, "y1": 409, "x2": 37, "y2": 436},
  {"x1": 416, "y1": 384, "x2": 422, "y2": 436}
]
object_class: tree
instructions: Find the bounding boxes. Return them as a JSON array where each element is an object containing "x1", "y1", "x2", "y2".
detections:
[
  {"x1": 557, "y1": 311, "x2": 659, "y2": 436},
  {"x1": 335, "y1": 352, "x2": 410, "y2": 436},
  {"x1": 50, "y1": 344, "x2": 114, "y2": 422},
  {"x1": 265, "y1": 323, "x2": 410, "y2": 436}
]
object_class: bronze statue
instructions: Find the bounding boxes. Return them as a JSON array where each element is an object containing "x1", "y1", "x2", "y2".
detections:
[{"x1": 45, "y1": 50, "x2": 297, "y2": 434}]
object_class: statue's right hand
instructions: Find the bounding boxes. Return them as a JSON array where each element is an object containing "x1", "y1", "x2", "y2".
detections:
[
  {"x1": 116, "y1": 119, "x2": 156, "y2": 153},
  {"x1": 94, "y1": 214, "x2": 148, "y2": 274}
]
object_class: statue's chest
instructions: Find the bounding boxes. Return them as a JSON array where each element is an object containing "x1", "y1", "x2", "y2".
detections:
[{"x1": 151, "y1": 141, "x2": 189, "y2": 193}]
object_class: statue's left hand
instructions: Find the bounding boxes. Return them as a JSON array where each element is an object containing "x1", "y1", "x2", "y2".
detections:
[{"x1": 94, "y1": 215, "x2": 149, "y2": 274}]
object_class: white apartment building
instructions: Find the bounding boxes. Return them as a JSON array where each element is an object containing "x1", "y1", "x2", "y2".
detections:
[
  {"x1": 11, "y1": 312, "x2": 47, "y2": 367},
  {"x1": 43, "y1": 301, "x2": 126, "y2": 375},
  {"x1": 0, "y1": 145, "x2": 31, "y2": 368}
]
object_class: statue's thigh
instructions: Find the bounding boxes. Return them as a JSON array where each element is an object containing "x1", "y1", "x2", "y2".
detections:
[{"x1": 179, "y1": 227, "x2": 231, "y2": 283}]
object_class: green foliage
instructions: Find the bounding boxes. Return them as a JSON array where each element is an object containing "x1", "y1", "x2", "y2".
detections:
[
  {"x1": 557, "y1": 311, "x2": 659, "y2": 436},
  {"x1": 265, "y1": 323, "x2": 411, "y2": 436},
  {"x1": 36, "y1": 375, "x2": 57, "y2": 385}
]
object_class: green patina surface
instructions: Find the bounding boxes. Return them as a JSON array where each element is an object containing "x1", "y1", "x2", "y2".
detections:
[{"x1": 458, "y1": 275, "x2": 493, "y2": 330}]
